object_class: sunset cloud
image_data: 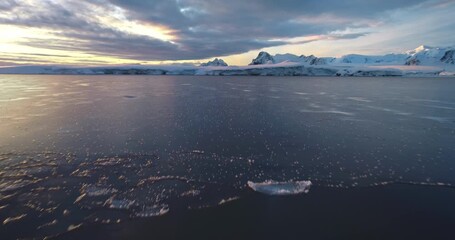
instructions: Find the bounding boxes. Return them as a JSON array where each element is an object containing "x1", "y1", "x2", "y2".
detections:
[{"x1": 0, "y1": 0, "x2": 453, "y2": 65}]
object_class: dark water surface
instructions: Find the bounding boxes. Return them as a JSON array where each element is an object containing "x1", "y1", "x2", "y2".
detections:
[{"x1": 0, "y1": 75, "x2": 454, "y2": 239}]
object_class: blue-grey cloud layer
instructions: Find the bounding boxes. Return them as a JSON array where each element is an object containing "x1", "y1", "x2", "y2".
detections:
[{"x1": 1, "y1": 0, "x2": 450, "y2": 61}]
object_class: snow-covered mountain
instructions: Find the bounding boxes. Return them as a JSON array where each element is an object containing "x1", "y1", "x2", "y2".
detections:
[
  {"x1": 273, "y1": 54, "x2": 334, "y2": 65},
  {"x1": 249, "y1": 51, "x2": 275, "y2": 65},
  {"x1": 252, "y1": 45, "x2": 455, "y2": 67},
  {"x1": 405, "y1": 45, "x2": 455, "y2": 66},
  {"x1": 200, "y1": 58, "x2": 228, "y2": 67},
  {"x1": 441, "y1": 50, "x2": 455, "y2": 64},
  {"x1": 300, "y1": 55, "x2": 335, "y2": 65}
]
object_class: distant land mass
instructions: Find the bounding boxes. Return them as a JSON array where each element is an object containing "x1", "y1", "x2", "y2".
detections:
[{"x1": 1, "y1": 45, "x2": 454, "y2": 77}]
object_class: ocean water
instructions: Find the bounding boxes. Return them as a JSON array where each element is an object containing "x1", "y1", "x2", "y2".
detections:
[{"x1": 0, "y1": 75, "x2": 454, "y2": 239}]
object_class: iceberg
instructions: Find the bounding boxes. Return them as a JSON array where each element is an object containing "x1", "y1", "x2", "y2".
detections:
[{"x1": 247, "y1": 180, "x2": 312, "y2": 195}]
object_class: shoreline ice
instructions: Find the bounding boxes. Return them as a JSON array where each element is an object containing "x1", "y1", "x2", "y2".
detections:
[{"x1": 0, "y1": 64, "x2": 449, "y2": 77}]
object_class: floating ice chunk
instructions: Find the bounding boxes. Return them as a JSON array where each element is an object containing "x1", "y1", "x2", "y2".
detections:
[
  {"x1": 300, "y1": 109, "x2": 354, "y2": 116},
  {"x1": 366, "y1": 106, "x2": 411, "y2": 116},
  {"x1": 137, "y1": 175, "x2": 191, "y2": 185},
  {"x1": 37, "y1": 219, "x2": 58, "y2": 230},
  {"x1": 420, "y1": 116, "x2": 450, "y2": 123},
  {"x1": 218, "y1": 196, "x2": 240, "y2": 205},
  {"x1": 105, "y1": 198, "x2": 135, "y2": 210},
  {"x1": 0, "y1": 193, "x2": 16, "y2": 201},
  {"x1": 74, "y1": 193, "x2": 86, "y2": 204},
  {"x1": 347, "y1": 97, "x2": 372, "y2": 103},
  {"x1": 135, "y1": 205, "x2": 169, "y2": 217},
  {"x1": 3, "y1": 214, "x2": 27, "y2": 225},
  {"x1": 191, "y1": 150, "x2": 205, "y2": 154},
  {"x1": 67, "y1": 223, "x2": 83, "y2": 231},
  {"x1": 80, "y1": 184, "x2": 117, "y2": 197},
  {"x1": 180, "y1": 189, "x2": 201, "y2": 197},
  {"x1": 94, "y1": 157, "x2": 126, "y2": 166},
  {"x1": 63, "y1": 209, "x2": 70, "y2": 216},
  {"x1": 0, "y1": 180, "x2": 34, "y2": 192},
  {"x1": 247, "y1": 180, "x2": 312, "y2": 195}
]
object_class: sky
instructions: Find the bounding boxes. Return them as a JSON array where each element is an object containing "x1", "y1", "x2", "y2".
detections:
[{"x1": 0, "y1": 0, "x2": 454, "y2": 66}]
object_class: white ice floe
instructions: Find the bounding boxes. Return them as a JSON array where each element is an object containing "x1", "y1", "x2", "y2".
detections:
[{"x1": 247, "y1": 180, "x2": 312, "y2": 195}]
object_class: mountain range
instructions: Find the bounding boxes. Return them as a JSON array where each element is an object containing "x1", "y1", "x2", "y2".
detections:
[
  {"x1": 0, "y1": 45, "x2": 454, "y2": 77},
  {"x1": 249, "y1": 45, "x2": 455, "y2": 67}
]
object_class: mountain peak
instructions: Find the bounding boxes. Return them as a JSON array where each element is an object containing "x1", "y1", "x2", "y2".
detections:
[
  {"x1": 200, "y1": 58, "x2": 228, "y2": 67},
  {"x1": 416, "y1": 45, "x2": 433, "y2": 50},
  {"x1": 407, "y1": 45, "x2": 434, "y2": 55},
  {"x1": 404, "y1": 45, "x2": 454, "y2": 65},
  {"x1": 249, "y1": 52, "x2": 275, "y2": 65}
]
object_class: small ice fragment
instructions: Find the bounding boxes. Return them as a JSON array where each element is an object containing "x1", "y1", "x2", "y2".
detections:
[
  {"x1": 63, "y1": 209, "x2": 70, "y2": 216},
  {"x1": 74, "y1": 193, "x2": 87, "y2": 204},
  {"x1": 192, "y1": 150, "x2": 205, "y2": 154}
]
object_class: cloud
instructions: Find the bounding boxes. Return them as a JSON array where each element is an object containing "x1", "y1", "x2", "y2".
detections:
[
  {"x1": 19, "y1": 33, "x2": 285, "y2": 61},
  {"x1": 0, "y1": 0, "x2": 18, "y2": 10},
  {"x1": 0, "y1": 0, "x2": 447, "y2": 63}
]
